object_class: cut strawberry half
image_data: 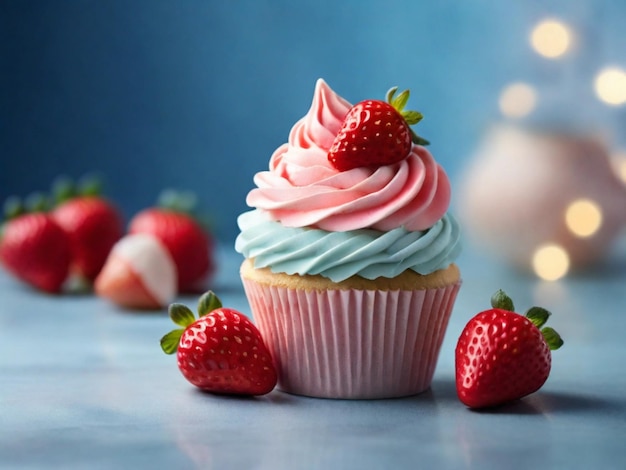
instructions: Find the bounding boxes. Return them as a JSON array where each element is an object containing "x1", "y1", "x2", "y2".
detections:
[{"x1": 95, "y1": 234, "x2": 177, "y2": 310}]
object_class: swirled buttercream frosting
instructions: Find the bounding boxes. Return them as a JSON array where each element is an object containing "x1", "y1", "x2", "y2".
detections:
[
  {"x1": 236, "y1": 209, "x2": 461, "y2": 283},
  {"x1": 246, "y1": 79, "x2": 451, "y2": 232}
]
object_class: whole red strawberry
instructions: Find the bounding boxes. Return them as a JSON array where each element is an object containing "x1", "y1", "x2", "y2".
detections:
[
  {"x1": 50, "y1": 176, "x2": 124, "y2": 283},
  {"x1": 129, "y1": 191, "x2": 214, "y2": 293},
  {"x1": 328, "y1": 86, "x2": 429, "y2": 171},
  {"x1": 455, "y1": 290, "x2": 564, "y2": 409},
  {"x1": 0, "y1": 206, "x2": 71, "y2": 293},
  {"x1": 160, "y1": 291, "x2": 277, "y2": 396},
  {"x1": 53, "y1": 198, "x2": 122, "y2": 280}
]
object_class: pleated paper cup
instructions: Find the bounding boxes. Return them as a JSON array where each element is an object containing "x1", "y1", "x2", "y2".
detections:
[{"x1": 240, "y1": 260, "x2": 461, "y2": 399}]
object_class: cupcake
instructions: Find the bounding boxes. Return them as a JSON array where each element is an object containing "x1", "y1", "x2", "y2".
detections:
[{"x1": 235, "y1": 79, "x2": 461, "y2": 399}]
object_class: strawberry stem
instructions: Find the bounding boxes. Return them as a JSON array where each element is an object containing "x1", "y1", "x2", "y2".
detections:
[
  {"x1": 160, "y1": 329, "x2": 184, "y2": 355},
  {"x1": 52, "y1": 176, "x2": 76, "y2": 204},
  {"x1": 158, "y1": 189, "x2": 198, "y2": 214},
  {"x1": 169, "y1": 303, "x2": 196, "y2": 328},
  {"x1": 541, "y1": 327, "x2": 564, "y2": 350},
  {"x1": 410, "y1": 129, "x2": 430, "y2": 146},
  {"x1": 160, "y1": 291, "x2": 224, "y2": 355},
  {"x1": 156, "y1": 189, "x2": 214, "y2": 235},
  {"x1": 198, "y1": 290, "x2": 222, "y2": 317},
  {"x1": 386, "y1": 86, "x2": 430, "y2": 146},
  {"x1": 388, "y1": 87, "x2": 409, "y2": 111},
  {"x1": 3, "y1": 196, "x2": 25, "y2": 220},
  {"x1": 77, "y1": 173, "x2": 103, "y2": 197},
  {"x1": 160, "y1": 303, "x2": 198, "y2": 355},
  {"x1": 490, "y1": 289, "x2": 515, "y2": 311},
  {"x1": 3, "y1": 193, "x2": 51, "y2": 222},
  {"x1": 24, "y1": 192, "x2": 51, "y2": 213},
  {"x1": 52, "y1": 174, "x2": 104, "y2": 205},
  {"x1": 490, "y1": 290, "x2": 564, "y2": 351},
  {"x1": 525, "y1": 306, "x2": 551, "y2": 328}
]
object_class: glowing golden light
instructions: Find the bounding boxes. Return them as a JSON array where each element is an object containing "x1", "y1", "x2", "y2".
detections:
[
  {"x1": 499, "y1": 82, "x2": 537, "y2": 118},
  {"x1": 594, "y1": 67, "x2": 626, "y2": 105},
  {"x1": 530, "y1": 19, "x2": 572, "y2": 58},
  {"x1": 532, "y1": 244, "x2": 570, "y2": 281},
  {"x1": 565, "y1": 199, "x2": 603, "y2": 238}
]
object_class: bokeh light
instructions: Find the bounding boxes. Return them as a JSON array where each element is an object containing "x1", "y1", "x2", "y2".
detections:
[
  {"x1": 530, "y1": 19, "x2": 572, "y2": 58},
  {"x1": 499, "y1": 82, "x2": 537, "y2": 118},
  {"x1": 565, "y1": 199, "x2": 603, "y2": 238},
  {"x1": 532, "y1": 244, "x2": 570, "y2": 281},
  {"x1": 594, "y1": 67, "x2": 626, "y2": 105}
]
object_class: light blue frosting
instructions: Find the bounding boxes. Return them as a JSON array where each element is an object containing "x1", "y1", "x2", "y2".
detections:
[{"x1": 235, "y1": 209, "x2": 461, "y2": 283}]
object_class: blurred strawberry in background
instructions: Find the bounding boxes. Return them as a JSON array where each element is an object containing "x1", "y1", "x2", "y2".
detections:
[
  {"x1": 128, "y1": 190, "x2": 215, "y2": 294},
  {"x1": 50, "y1": 175, "x2": 124, "y2": 283},
  {"x1": 0, "y1": 194, "x2": 72, "y2": 293},
  {"x1": 1, "y1": 178, "x2": 217, "y2": 306}
]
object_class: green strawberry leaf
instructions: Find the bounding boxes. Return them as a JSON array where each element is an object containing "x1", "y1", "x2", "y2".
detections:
[
  {"x1": 169, "y1": 303, "x2": 196, "y2": 327},
  {"x1": 3, "y1": 196, "x2": 25, "y2": 220},
  {"x1": 156, "y1": 188, "x2": 213, "y2": 235},
  {"x1": 490, "y1": 289, "x2": 515, "y2": 311},
  {"x1": 160, "y1": 329, "x2": 184, "y2": 354},
  {"x1": 541, "y1": 327, "x2": 564, "y2": 350},
  {"x1": 77, "y1": 173, "x2": 103, "y2": 197},
  {"x1": 24, "y1": 192, "x2": 51, "y2": 213},
  {"x1": 385, "y1": 85, "x2": 430, "y2": 146},
  {"x1": 390, "y1": 89, "x2": 410, "y2": 113},
  {"x1": 158, "y1": 189, "x2": 198, "y2": 214},
  {"x1": 385, "y1": 86, "x2": 399, "y2": 105},
  {"x1": 402, "y1": 110, "x2": 423, "y2": 126},
  {"x1": 410, "y1": 131, "x2": 430, "y2": 146},
  {"x1": 197, "y1": 290, "x2": 222, "y2": 317},
  {"x1": 525, "y1": 306, "x2": 551, "y2": 329},
  {"x1": 51, "y1": 176, "x2": 76, "y2": 204}
]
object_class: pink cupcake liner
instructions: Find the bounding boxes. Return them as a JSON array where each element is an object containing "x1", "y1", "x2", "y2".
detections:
[{"x1": 241, "y1": 278, "x2": 461, "y2": 399}]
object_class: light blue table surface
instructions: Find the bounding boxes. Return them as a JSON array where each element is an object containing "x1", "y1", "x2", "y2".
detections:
[{"x1": 1, "y1": 242, "x2": 626, "y2": 469}]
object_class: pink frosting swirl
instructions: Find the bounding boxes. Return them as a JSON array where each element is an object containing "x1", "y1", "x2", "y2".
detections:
[{"x1": 246, "y1": 79, "x2": 451, "y2": 231}]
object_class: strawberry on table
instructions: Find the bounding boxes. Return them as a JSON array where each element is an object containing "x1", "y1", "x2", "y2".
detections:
[
  {"x1": 0, "y1": 196, "x2": 71, "y2": 293},
  {"x1": 129, "y1": 190, "x2": 215, "y2": 293},
  {"x1": 455, "y1": 289, "x2": 564, "y2": 409},
  {"x1": 161, "y1": 291, "x2": 277, "y2": 396},
  {"x1": 95, "y1": 233, "x2": 177, "y2": 310},
  {"x1": 50, "y1": 175, "x2": 124, "y2": 282},
  {"x1": 328, "y1": 86, "x2": 430, "y2": 171}
]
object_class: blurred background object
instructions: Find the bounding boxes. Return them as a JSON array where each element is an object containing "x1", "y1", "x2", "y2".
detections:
[
  {"x1": 458, "y1": 124, "x2": 626, "y2": 280},
  {"x1": 2, "y1": 1, "x2": 625, "y2": 272}
]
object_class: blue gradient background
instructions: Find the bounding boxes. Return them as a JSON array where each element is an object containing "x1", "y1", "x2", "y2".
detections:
[{"x1": 2, "y1": 1, "x2": 625, "y2": 242}]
